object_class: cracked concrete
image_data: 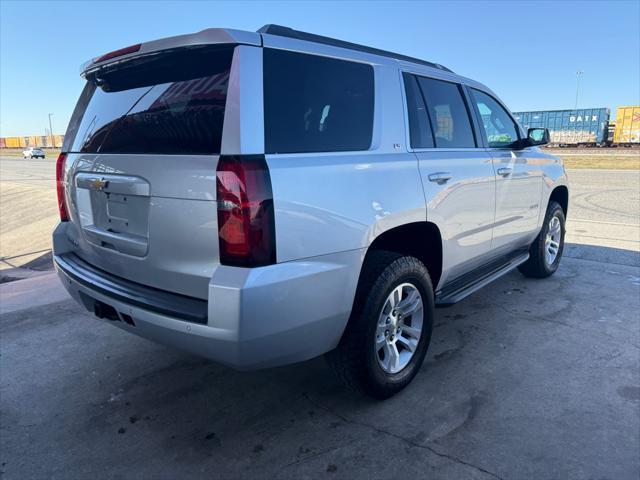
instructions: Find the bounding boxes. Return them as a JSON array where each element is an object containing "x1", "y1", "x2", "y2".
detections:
[
  {"x1": 301, "y1": 392, "x2": 504, "y2": 479},
  {"x1": 1, "y1": 168, "x2": 639, "y2": 479},
  {"x1": 1, "y1": 251, "x2": 638, "y2": 479}
]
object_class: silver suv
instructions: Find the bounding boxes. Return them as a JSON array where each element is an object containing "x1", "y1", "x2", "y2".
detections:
[{"x1": 53, "y1": 25, "x2": 568, "y2": 398}]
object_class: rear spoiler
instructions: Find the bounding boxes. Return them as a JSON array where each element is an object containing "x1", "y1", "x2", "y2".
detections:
[{"x1": 80, "y1": 28, "x2": 261, "y2": 77}]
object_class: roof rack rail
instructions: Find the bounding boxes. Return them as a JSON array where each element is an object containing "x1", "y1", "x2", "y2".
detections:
[{"x1": 257, "y1": 24, "x2": 453, "y2": 73}]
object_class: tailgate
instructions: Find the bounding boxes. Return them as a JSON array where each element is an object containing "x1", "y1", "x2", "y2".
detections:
[{"x1": 61, "y1": 45, "x2": 235, "y2": 299}]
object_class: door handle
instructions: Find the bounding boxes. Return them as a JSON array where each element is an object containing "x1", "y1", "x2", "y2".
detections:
[
  {"x1": 497, "y1": 167, "x2": 513, "y2": 177},
  {"x1": 428, "y1": 172, "x2": 452, "y2": 185}
]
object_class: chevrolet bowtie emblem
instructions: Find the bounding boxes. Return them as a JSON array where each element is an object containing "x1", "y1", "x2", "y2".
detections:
[{"x1": 90, "y1": 178, "x2": 108, "y2": 190}]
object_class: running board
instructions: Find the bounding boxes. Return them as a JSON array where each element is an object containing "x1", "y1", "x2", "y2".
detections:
[{"x1": 435, "y1": 251, "x2": 530, "y2": 307}]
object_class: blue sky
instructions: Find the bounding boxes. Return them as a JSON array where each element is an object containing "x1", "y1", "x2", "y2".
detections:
[{"x1": 1, "y1": 0, "x2": 638, "y2": 136}]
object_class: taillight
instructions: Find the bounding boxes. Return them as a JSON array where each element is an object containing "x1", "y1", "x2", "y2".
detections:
[
  {"x1": 94, "y1": 43, "x2": 141, "y2": 63},
  {"x1": 56, "y1": 153, "x2": 69, "y2": 222},
  {"x1": 216, "y1": 155, "x2": 276, "y2": 267}
]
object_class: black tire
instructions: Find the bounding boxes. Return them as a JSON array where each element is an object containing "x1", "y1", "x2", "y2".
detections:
[
  {"x1": 518, "y1": 201, "x2": 565, "y2": 278},
  {"x1": 326, "y1": 251, "x2": 435, "y2": 399}
]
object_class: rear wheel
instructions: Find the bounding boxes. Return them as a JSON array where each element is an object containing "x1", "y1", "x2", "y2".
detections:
[
  {"x1": 518, "y1": 201, "x2": 565, "y2": 278},
  {"x1": 326, "y1": 251, "x2": 434, "y2": 399}
]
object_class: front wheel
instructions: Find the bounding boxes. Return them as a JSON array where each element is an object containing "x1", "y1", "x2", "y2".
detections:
[
  {"x1": 326, "y1": 252, "x2": 434, "y2": 399},
  {"x1": 518, "y1": 201, "x2": 566, "y2": 278}
]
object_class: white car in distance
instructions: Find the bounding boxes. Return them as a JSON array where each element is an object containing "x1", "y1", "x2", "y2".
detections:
[{"x1": 23, "y1": 147, "x2": 46, "y2": 159}]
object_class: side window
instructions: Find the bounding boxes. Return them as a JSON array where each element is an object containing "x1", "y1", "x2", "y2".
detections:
[
  {"x1": 402, "y1": 73, "x2": 434, "y2": 148},
  {"x1": 470, "y1": 89, "x2": 520, "y2": 148},
  {"x1": 263, "y1": 49, "x2": 374, "y2": 154},
  {"x1": 416, "y1": 77, "x2": 476, "y2": 148}
]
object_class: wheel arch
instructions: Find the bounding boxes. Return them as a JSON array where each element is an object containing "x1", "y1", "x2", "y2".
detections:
[
  {"x1": 549, "y1": 185, "x2": 569, "y2": 216},
  {"x1": 362, "y1": 222, "x2": 443, "y2": 291}
]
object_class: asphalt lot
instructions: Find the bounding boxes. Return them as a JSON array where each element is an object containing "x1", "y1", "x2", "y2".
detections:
[
  {"x1": 1, "y1": 155, "x2": 638, "y2": 268},
  {"x1": 0, "y1": 157, "x2": 57, "y2": 269},
  {"x1": 1, "y1": 156, "x2": 639, "y2": 479}
]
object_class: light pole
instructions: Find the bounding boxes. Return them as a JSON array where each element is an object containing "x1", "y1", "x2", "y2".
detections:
[
  {"x1": 574, "y1": 70, "x2": 583, "y2": 111},
  {"x1": 48, "y1": 113, "x2": 54, "y2": 148}
]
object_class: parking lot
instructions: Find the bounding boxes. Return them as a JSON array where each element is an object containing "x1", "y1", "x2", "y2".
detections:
[
  {"x1": 1, "y1": 156, "x2": 639, "y2": 479},
  {"x1": 0, "y1": 157, "x2": 57, "y2": 271}
]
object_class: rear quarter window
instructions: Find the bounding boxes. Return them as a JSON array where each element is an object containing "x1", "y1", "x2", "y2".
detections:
[
  {"x1": 263, "y1": 49, "x2": 374, "y2": 154},
  {"x1": 403, "y1": 73, "x2": 434, "y2": 149},
  {"x1": 65, "y1": 46, "x2": 234, "y2": 155},
  {"x1": 416, "y1": 76, "x2": 476, "y2": 149}
]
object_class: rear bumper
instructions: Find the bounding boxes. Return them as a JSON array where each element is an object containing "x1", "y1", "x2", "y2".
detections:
[
  {"x1": 53, "y1": 224, "x2": 363, "y2": 369},
  {"x1": 55, "y1": 253, "x2": 208, "y2": 324}
]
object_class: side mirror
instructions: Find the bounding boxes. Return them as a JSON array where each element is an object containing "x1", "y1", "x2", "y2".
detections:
[{"x1": 526, "y1": 127, "x2": 549, "y2": 147}]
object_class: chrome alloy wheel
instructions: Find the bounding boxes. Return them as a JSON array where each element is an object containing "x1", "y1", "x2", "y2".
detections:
[
  {"x1": 545, "y1": 215, "x2": 562, "y2": 266},
  {"x1": 375, "y1": 283, "x2": 424, "y2": 374}
]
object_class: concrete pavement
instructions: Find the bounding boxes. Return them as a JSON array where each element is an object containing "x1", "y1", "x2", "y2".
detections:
[
  {"x1": 1, "y1": 162, "x2": 639, "y2": 479},
  {"x1": 0, "y1": 157, "x2": 57, "y2": 269},
  {"x1": 1, "y1": 249, "x2": 638, "y2": 479}
]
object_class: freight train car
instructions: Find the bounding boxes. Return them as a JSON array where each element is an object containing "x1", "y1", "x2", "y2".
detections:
[
  {"x1": 613, "y1": 106, "x2": 640, "y2": 145},
  {"x1": 513, "y1": 108, "x2": 610, "y2": 146},
  {"x1": 38, "y1": 135, "x2": 54, "y2": 148},
  {"x1": 26, "y1": 135, "x2": 41, "y2": 147},
  {"x1": 3, "y1": 136, "x2": 26, "y2": 148},
  {"x1": 0, "y1": 135, "x2": 64, "y2": 148}
]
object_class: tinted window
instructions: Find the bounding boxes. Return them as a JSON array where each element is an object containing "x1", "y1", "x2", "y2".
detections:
[
  {"x1": 403, "y1": 73, "x2": 434, "y2": 148},
  {"x1": 62, "y1": 82, "x2": 96, "y2": 152},
  {"x1": 416, "y1": 77, "x2": 476, "y2": 148},
  {"x1": 470, "y1": 89, "x2": 520, "y2": 148},
  {"x1": 66, "y1": 46, "x2": 233, "y2": 154},
  {"x1": 264, "y1": 49, "x2": 374, "y2": 153}
]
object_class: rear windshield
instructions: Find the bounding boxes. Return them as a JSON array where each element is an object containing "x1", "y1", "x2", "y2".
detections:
[
  {"x1": 63, "y1": 46, "x2": 234, "y2": 155},
  {"x1": 263, "y1": 49, "x2": 374, "y2": 154}
]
